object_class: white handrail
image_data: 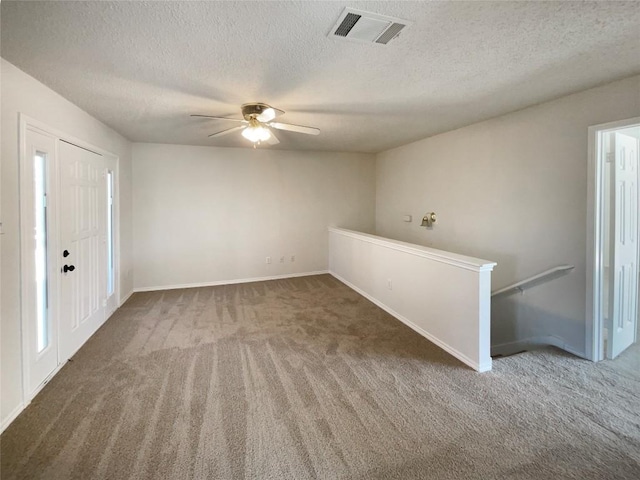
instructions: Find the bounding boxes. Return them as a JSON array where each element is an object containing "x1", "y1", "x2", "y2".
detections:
[{"x1": 491, "y1": 265, "x2": 574, "y2": 297}]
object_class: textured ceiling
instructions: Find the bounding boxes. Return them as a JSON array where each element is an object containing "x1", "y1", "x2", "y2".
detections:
[{"x1": 2, "y1": 1, "x2": 639, "y2": 153}]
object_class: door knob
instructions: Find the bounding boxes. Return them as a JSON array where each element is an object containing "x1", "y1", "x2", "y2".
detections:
[
  {"x1": 63, "y1": 250, "x2": 70, "y2": 257},
  {"x1": 63, "y1": 264, "x2": 75, "y2": 273}
]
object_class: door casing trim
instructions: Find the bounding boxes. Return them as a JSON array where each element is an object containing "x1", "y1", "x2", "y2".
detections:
[{"x1": 586, "y1": 116, "x2": 640, "y2": 361}]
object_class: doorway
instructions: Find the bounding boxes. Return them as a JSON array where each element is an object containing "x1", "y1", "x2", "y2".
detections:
[
  {"x1": 587, "y1": 117, "x2": 640, "y2": 361},
  {"x1": 20, "y1": 116, "x2": 119, "y2": 402}
]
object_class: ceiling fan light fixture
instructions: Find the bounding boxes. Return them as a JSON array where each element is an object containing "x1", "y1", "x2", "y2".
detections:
[
  {"x1": 193, "y1": 103, "x2": 318, "y2": 145},
  {"x1": 257, "y1": 107, "x2": 276, "y2": 122},
  {"x1": 241, "y1": 125, "x2": 271, "y2": 143}
]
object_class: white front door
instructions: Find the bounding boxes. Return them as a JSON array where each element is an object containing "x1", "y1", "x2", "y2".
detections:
[
  {"x1": 58, "y1": 141, "x2": 107, "y2": 361},
  {"x1": 23, "y1": 128, "x2": 59, "y2": 397},
  {"x1": 607, "y1": 132, "x2": 639, "y2": 358}
]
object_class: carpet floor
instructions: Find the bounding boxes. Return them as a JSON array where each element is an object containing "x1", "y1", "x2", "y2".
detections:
[{"x1": 1, "y1": 274, "x2": 639, "y2": 479}]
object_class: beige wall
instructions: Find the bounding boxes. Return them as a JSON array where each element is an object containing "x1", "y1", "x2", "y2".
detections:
[
  {"x1": 132, "y1": 143, "x2": 375, "y2": 289},
  {"x1": 1, "y1": 59, "x2": 133, "y2": 426},
  {"x1": 375, "y1": 75, "x2": 640, "y2": 355}
]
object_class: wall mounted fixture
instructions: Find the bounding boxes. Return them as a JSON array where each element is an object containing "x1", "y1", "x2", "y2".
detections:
[{"x1": 420, "y1": 212, "x2": 437, "y2": 227}]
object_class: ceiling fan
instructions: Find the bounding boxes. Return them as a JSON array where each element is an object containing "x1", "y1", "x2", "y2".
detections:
[{"x1": 191, "y1": 103, "x2": 320, "y2": 146}]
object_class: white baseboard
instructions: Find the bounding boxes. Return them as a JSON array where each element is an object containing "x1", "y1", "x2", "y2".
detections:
[
  {"x1": 1, "y1": 402, "x2": 26, "y2": 434},
  {"x1": 330, "y1": 271, "x2": 491, "y2": 372},
  {"x1": 2, "y1": 356, "x2": 71, "y2": 434},
  {"x1": 492, "y1": 336, "x2": 586, "y2": 359},
  {"x1": 133, "y1": 270, "x2": 330, "y2": 293},
  {"x1": 119, "y1": 289, "x2": 134, "y2": 306}
]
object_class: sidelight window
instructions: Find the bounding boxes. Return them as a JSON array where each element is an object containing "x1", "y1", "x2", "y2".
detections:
[{"x1": 34, "y1": 152, "x2": 49, "y2": 353}]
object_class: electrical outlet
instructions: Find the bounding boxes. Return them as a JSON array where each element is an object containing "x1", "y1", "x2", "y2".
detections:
[
  {"x1": 387, "y1": 279, "x2": 392, "y2": 290},
  {"x1": 291, "y1": 255, "x2": 295, "y2": 262},
  {"x1": 266, "y1": 257, "x2": 272, "y2": 264}
]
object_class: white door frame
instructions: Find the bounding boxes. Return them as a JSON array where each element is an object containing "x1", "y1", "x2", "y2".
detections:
[
  {"x1": 18, "y1": 114, "x2": 121, "y2": 403},
  {"x1": 19, "y1": 125, "x2": 60, "y2": 402},
  {"x1": 586, "y1": 116, "x2": 640, "y2": 361}
]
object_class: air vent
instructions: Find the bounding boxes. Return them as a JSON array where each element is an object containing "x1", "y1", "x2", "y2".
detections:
[
  {"x1": 334, "y1": 12, "x2": 361, "y2": 37},
  {"x1": 375, "y1": 22, "x2": 406, "y2": 45},
  {"x1": 329, "y1": 8, "x2": 411, "y2": 45}
]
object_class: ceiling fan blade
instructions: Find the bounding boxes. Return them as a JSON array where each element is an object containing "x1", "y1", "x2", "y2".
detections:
[
  {"x1": 256, "y1": 107, "x2": 285, "y2": 123},
  {"x1": 208, "y1": 125, "x2": 246, "y2": 138},
  {"x1": 192, "y1": 114, "x2": 247, "y2": 124},
  {"x1": 266, "y1": 130, "x2": 280, "y2": 145},
  {"x1": 269, "y1": 122, "x2": 320, "y2": 135}
]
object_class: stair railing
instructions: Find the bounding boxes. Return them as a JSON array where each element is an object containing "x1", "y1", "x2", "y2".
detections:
[{"x1": 491, "y1": 265, "x2": 574, "y2": 297}]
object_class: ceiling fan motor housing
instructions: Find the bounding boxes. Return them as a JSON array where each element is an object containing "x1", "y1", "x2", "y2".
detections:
[{"x1": 241, "y1": 103, "x2": 270, "y2": 120}]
